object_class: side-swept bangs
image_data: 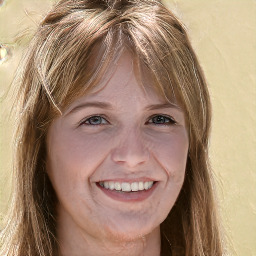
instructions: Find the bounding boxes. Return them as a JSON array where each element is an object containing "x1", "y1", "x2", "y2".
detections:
[{"x1": 27, "y1": 0, "x2": 210, "y2": 146}]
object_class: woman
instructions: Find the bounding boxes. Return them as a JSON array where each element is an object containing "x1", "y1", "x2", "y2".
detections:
[{"x1": 0, "y1": 0, "x2": 224, "y2": 255}]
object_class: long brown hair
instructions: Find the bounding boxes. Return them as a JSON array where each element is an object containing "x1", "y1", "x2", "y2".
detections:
[{"x1": 0, "y1": 0, "x2": 223, "y2": 255}]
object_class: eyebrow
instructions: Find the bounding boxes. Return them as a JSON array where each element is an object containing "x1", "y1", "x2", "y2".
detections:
[
  {"x1": 66, "y1": 101, "x2": 181, "y2": 115},
  {"x1": 145, "y1": 103, "x2": 181, "y2": 111},
  {"x1": 66, "y1": 102, "x2": 114, "y2": 115}
]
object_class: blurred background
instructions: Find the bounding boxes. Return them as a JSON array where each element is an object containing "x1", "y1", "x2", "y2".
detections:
[{"x1": 0, "y1": 0, "x2": 255, "y2": 255}]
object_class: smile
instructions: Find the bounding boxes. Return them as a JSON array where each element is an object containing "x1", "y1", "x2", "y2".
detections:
[
  {"x1": 96, "y1": 180, "x2": 158, "y2": 202},
  {"x1": 98, "y1": 181, "x2": 154, "y2": 192}
]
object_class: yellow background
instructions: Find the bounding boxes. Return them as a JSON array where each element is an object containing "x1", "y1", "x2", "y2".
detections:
[{"x1": 0, "y1": 0, "x2": 255, "y2": 255}]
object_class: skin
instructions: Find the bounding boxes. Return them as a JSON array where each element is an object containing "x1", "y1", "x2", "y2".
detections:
[{"x1": 46, "y1": 51, "x2": 189, "y2": 256}]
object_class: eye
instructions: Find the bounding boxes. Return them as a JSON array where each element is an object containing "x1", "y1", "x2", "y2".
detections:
[
  {"x1": 147, "y1": 115, "x2": 177, "y2": 126},
  {"x1": 80, "y1": 115, "x2": 108, "y2": 126}
]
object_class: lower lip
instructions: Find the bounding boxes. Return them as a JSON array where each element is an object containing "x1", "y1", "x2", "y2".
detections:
[{"x1": 96, "y1": 182, "x2": 158, "y2": 202}]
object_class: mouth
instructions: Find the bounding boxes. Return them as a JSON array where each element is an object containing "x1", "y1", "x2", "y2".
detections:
[
  {"x1": 96, "y1": 180, "x2": 158, "y2": 202},
  {"x1": 98, "y1": 180, "x2": 156, "y2": 192}
]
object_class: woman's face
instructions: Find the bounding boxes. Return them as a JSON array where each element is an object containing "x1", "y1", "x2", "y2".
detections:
[{"x1": 46, "y1": 51, "x2": 189, "y2": 242}]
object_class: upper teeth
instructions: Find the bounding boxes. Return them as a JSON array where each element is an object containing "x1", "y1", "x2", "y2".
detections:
[{"x1": 99, "y1": 181, "x2": 154, "y2": 192}]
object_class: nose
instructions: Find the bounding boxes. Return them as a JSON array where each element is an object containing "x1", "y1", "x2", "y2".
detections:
[{"x1": 111, "y1": 128, "x2": 149, "y2": 168}]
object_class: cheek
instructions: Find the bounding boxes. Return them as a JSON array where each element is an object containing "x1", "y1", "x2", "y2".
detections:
[
  {"x1": 47, "y1": 129, "x2": 113, "y2": 183},
  {"x1": 149, "y1": 130, "x2": 189, "y2": 183},
  {"x1": 151, "y1": 131, "x2": 188, "y2": 214}
]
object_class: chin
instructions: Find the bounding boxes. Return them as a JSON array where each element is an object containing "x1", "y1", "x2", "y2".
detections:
[{"x1": 101, "y1": 221, "x2": 157, "y2": 242}]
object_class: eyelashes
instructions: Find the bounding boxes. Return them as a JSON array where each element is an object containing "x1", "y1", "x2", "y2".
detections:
[
  {"x1": 81, "y1": 115, "x2": 108, "y2": 126},
  {"x1": 146, "y1": 115, "x2": 177, "y2": 126},
  {"x1": 79, "y1": 114, "x2": 177, "y2": 127}
]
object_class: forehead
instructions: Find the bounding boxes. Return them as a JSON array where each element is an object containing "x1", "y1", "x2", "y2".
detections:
[
  {"x1": 91, "y1": 52, "x2": 160, "y2": 98},
  {"x1": 58, "y1": 40, "x2": 183, "y2": 116},
  {"x1": 64, "y1": 50, "x2": 175, "y2": 114}
]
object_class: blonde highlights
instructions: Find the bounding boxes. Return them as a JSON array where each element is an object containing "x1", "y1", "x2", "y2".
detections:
[{"x1": 1, "y1": 0, "x2": 223, "y2": 255}]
